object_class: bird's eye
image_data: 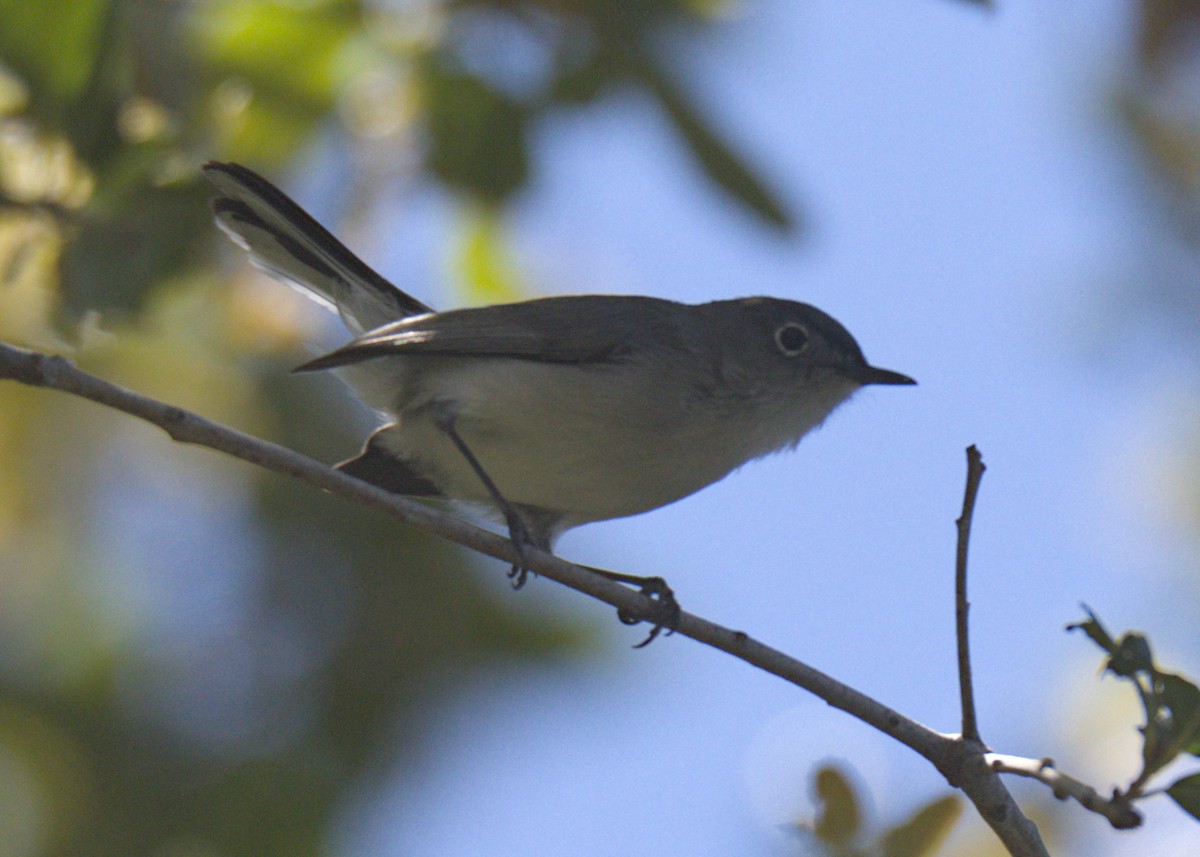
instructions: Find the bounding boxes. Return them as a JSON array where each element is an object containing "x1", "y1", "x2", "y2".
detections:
[{"x1": 775, "y1": 322, "x2": 810, "y2": 356}]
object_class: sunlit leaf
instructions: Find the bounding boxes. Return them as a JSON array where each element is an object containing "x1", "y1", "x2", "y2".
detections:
[
  {"x1": 879, "y1": 795, "x2": 962, "y2": 857},
  {"x1": 453, "y1": 203, "x2": 525, "y2": 305},
  {"x1": 0, "y1": 212, "x2": 66, "y2": 348},
  {"x1": 0, "y1": 66, "x2": 30, "y2": 116},
  {"x1": 0, "y1": 126, "x2": 94, "y2": 209},
  {"x1": 192, "y1": 0, "x2": 360, "y2": 106},
  {"x1": 191, "y1": 0, "x2": 374, "y2": 163},
  {"x1": 1167, "y1": 773, "x2": 1200, "y2": 822},
  {"x1": 215, "y1": 95, "x2": 331, "y2": 165}
]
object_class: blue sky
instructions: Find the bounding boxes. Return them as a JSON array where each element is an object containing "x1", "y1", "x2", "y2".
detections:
[{"x1": 292, "y1": 3, "x2": 1200, "y2": 854}]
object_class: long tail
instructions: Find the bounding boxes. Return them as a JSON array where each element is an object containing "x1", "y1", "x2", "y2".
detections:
[{"x1": 203, "y1": 162, "x2": 431, "y2": 334}]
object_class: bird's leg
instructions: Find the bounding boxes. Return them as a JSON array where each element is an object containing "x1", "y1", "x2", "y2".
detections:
[
  {"x1": 434, "y1": 409, "x2": 680, "y2": 646},
  {"x1": 434, "y1": 410, "x2": 537, "y2": 588},
  {"x1": 579, "y1": 564, "x2": 681, "y2": 648}
]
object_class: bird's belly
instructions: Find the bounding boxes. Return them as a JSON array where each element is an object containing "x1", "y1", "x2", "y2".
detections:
[
  {"x1": 374, "y1": 359, "x2": 753, "y2": 523},
  {"x1": 389, "y1": 408, "x2": 736, "y2": 523}
]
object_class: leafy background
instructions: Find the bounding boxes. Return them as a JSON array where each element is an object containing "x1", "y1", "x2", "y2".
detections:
[{"x1": 0, "y1": 1, "x2": 1198, "y2": 855}]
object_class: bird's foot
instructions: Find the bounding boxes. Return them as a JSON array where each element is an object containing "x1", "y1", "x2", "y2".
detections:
[
  {"x1": 584, "y1": 567, "x2": 681, "y2": 648},
  {"x1": 503, "y1": 510, "x2": 537, "y2": 590}
]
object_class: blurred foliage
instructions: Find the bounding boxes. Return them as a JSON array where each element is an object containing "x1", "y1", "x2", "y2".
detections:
[
  {"x1": 453, "y1": 202, "x2": 525, "y2": 305},
  {"x1": 0, "y1": 0, "x2": 802, "y2": 322},
  {"x1": 1124, "y1": 2, "x2": 1200, "y2": 237},
  {"x1": 1122, "y1": 12, "x2": 1200, "y2": 827},
  {"x1": 787, "y1": 764, "x2": 963, "y2": 857},
  {"x1": 0, "y1": 0, "x2": 805, "y2": 853},
  {"x1": 0, "y1": 0, "x2": 1030, "y2": 854},
  {"x1": 1068, "y1": 609, "x2": 1200, "y2": 822}
]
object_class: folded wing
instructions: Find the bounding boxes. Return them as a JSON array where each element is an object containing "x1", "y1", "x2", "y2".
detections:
[{"x1": 294, "y1": 295, "x2": 675, "y2": 371}]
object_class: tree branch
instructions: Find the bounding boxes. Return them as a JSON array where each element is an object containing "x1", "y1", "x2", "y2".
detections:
[
  {"x1": 0, "y1": 341, "x2": 1048, "y2": 857},
  {"x1": 956, "y1": 445, "x2": 986, "y2": 742},
  {"x1": 987, "y1": 754, "x2": 1143, "y2": 829}
]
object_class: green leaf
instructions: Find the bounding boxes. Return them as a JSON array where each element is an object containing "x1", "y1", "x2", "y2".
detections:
[
  {"x1": 452, "y1": 204, "x2": 526, "y2": 305},
  {"x1": 1159, "y1": 673, "x2": 1200, "y2": 757},
  {"x1": 60, "y1": 180, "x2": 212, "y2": 314},
  {"x1": 1067, "y1": 610, "x2": 1200, "y2": 755},
  {"x1": 0, "y1": 0, "x2": 126, "y2": 159},
  {"x1": 1108, "y1": 632, "x2": 1154, "y2": 678},
  {"x1": 0, "y1": 0, "x2": 111, "y2": 106},
  {"x1": 190, "y1": 0, "x2": 366, "y2": 162},
  {"x1": 812, "y1": 765, "x2": 861, "y2": 847},
  {"x1": 420, "y1": 62, "x2": 529, "y2": 202},
  {"x1": 1066, "y1": 606, "x2": 1117, "y2": 654},
  {"x1": 549, "y1": 56, "x2": 617, "y2": 105},
  {"x1": 192, "y1": 0, "x2": 359, "y2": 107},
  {"x1": 879, "y1": 795, "x2": 962, "y2": 857},
  {"x1": 635, "y1": 58, "x2": 794, "y2": 231},
  {"x1": 1167, "y1": 773, "x2": 1200, "y2": 822},
  {"x1": 219, "y1": 96, "x2": 332, "y2": 166},
  {"x1": 683, "y1": 0, "x2": 738, "y2": 15}
]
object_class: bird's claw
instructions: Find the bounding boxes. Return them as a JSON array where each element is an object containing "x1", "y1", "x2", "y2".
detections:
[
  {"x1": 615, "y1": 575, "x2": 681, "y2": 648},
  {"x1": 504, "y1": 511, "x2": 536, "y2": 590}
]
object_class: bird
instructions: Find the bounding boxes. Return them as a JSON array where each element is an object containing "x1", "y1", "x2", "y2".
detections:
[{"x1": 203, "y1": 161, "x2": 914, "y2": 642}]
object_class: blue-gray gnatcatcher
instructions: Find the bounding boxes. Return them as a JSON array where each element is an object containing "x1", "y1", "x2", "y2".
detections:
[{"x1": 203, "y1": 162, "x2": 913, "y2": 638}]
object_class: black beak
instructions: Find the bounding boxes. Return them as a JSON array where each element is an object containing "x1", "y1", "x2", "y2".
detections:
[{"x1": 849, "y1": 364, "x2": 917, "y2": 386}]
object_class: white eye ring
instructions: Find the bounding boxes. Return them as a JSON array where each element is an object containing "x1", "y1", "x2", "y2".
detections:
[{"x1": 774, "y1": 322, "x2": 810, "y2": 356}]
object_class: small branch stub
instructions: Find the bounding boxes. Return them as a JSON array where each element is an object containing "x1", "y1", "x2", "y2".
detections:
[
  {"x1": 956, "y1": 445, "x2": 986, "y2": 744},
  {"x1": 987, "y1": 754, "x2": 1142, "y2": 830}
]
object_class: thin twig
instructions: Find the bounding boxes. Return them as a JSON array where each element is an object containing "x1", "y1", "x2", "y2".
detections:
[
  {"x1": 987, "y1": 754, "x2": 1142, "y2": 829},
  {"x1": 956, "y1": 445, "x2": 986, "y2": 743},
  {"x1": 0, "y1": 342, "x2": 1050, "y2": 857}
]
